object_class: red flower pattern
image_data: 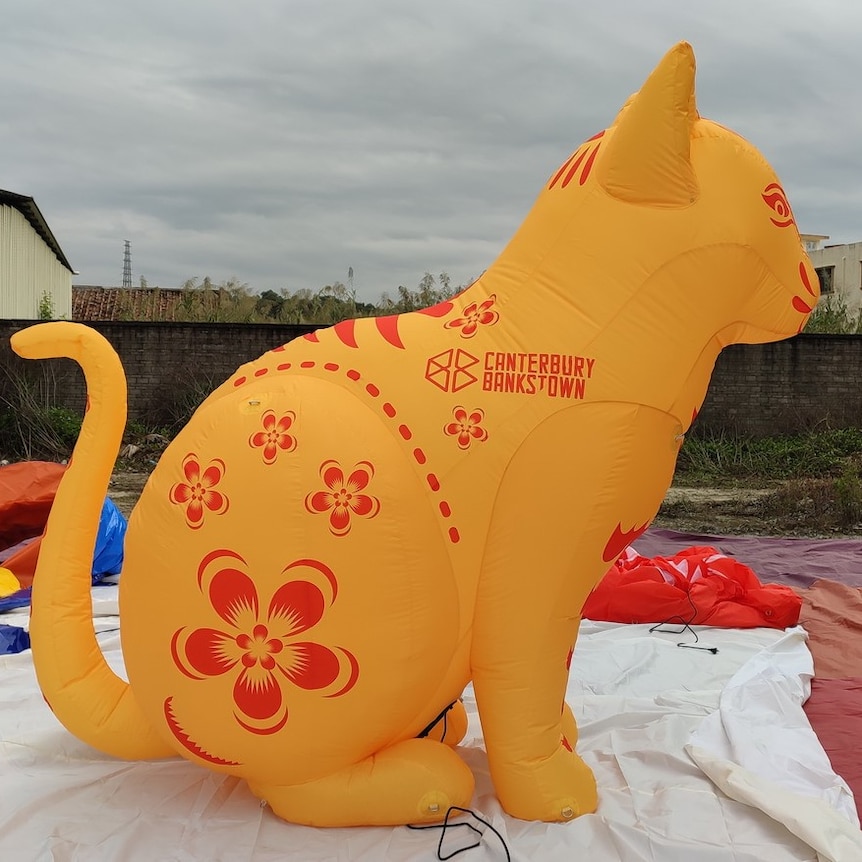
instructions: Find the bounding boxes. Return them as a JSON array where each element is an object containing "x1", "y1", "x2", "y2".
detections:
[
  {"x1": 444, "y1": 406, "x2": 489, "y2": 450},
  {"x1": 249, "y1": 410, "x2": 297, "y2": 464},
  {"x1": 444, "y1": 295, "x2": 500, "y2": 338},
  {"x1": 169, "y1": 454, "x2": 229, "y2": 529},
  {"x1": 305, "y1": 460, "x2": 380, "y2": 536},
  {"x1": 170, "y1": 551, "x2": 358, "y2": 735}
]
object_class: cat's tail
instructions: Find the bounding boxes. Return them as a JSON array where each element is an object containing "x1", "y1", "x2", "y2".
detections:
[{"x1": 11, "y1": 322, "x2": 173, "y2": 760}]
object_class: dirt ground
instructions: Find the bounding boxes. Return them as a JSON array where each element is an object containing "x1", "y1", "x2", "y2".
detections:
[
  {"x1": 108, "y1": 472, "x2": 151, "y2": 520},
  {"x1": 652, "y1": 486, "x2": 780, "y2": 536},
  {"x1": 107, "y1": 471, "x2": 825, "y2": 537}
]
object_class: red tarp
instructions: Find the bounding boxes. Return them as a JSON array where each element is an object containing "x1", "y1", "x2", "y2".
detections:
[
  {"x1": 0, "y1": 461, "x2": 66, "y2": 587},
  {"x1": 584, "y1": 545, "x2": 802, "y2": 629}
]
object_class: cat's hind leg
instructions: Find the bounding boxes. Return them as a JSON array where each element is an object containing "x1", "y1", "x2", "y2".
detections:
[
  {"x1": 248, "y1": 738, "x2": 474, "y2": 827},
  {"x1": 419, "y1": 698, "x2": 469, "y2": 746}
]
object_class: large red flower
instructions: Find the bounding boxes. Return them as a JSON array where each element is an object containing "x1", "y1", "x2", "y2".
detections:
[
  {"x1": 249, "y1": 410, "x2": 297, "y2": 465},
  {"x1": 170, "y1": 551, "x2": 358, "y2": 735},
  {"x1": 444, "y1": 295, "x2": 500, "y2": 338},
  {"x1": 444, "y1": 406, "x2": 489, "y2": 450},
  {"x1": 169, "y1": 454, "x2": 229, "y2": 529},
  {"x1": 304, "y1": 460, "x2": 380, "y2": 536}
]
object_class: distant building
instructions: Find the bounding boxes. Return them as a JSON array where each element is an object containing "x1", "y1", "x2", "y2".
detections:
[
  {"x1": 72, "y1": 285, "x2": 184, "y2": 321},
  {"x1": 0, "y1": 190, "x2": 74, "y2": 319},
  {"x1": 802, "y1": 234, "x2": 862, "y2": 316}
]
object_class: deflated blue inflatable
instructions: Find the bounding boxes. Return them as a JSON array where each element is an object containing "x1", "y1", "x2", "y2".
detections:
[{"x1": 91, "y1": 497, "x2": 127, "y2": 582}]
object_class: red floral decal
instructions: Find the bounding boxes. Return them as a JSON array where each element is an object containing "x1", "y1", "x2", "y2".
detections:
[
  {"x1": 169, "y1": 454, "x2": 229, "y2": 529},
  {"x1": 164, "y1": 697, "x2": 242, "y2": 765},
  {"x1": 762, "y1": 182, "x2": 795, "y2": 228},
  {"x1": 444, "y1": 406, "x2": 489, "y2": 450},
  {"x1": 444, "y1": 295, "x2": 500, "y2": 339},
  {"x1": 249, "y1": 410, "x2": 297, "y2": 465},
  {"x1": 305, "y1": 460, "x2": 381, "y2": 536},
  {"x1": 170, "y1": 552, "x2": 358, "y2": 735}
]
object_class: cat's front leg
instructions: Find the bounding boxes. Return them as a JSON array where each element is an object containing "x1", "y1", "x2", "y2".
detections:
[{"x1": 471, "y1": 404, "x2": 679, "y2": 821}]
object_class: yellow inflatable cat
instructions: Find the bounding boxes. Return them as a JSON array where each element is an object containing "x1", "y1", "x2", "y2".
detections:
[{"x1": 12, "y1": 41, "x2": 817, "y2": 827}]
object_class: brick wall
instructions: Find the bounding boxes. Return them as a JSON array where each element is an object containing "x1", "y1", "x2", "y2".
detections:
[
  {"x1": 694, "y1": 334, "x2": 862, "y2": 437},
  {"x1": 1, "y1": 322, "x2": 861, "y2": 438},
  {"x1": 0, "y1": 320, "x2": 316, "y2": 426}
]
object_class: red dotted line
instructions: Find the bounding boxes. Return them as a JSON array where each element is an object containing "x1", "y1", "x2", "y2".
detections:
[{"x1": 231, "y1": 355, "x2": 461, "y2": 544}]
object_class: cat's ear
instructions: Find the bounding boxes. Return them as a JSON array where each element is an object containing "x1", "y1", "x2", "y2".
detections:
[{"x1": 596, "y1": 41, "x2": 699, "y2": 207}]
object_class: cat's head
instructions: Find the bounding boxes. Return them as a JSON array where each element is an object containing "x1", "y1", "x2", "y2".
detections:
[{"x1": 516, "y1": 42, "x2": 818, "y2": 342}]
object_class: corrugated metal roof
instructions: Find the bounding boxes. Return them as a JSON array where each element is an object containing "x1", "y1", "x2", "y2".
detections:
[
  {"x1": 0, "y1": 189, "x2": 73, "y2": 272},
  {"x1": 72, "y1": 286, "x2": 184, "y2": 321}
]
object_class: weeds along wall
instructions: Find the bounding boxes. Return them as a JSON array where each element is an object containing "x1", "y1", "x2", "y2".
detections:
[{"x1": 0, "y1": 323, "x2": 861, "y2": 438}]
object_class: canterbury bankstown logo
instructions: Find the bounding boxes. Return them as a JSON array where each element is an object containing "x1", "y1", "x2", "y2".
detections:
[
  {"x1": 425, "y1": 349, "x2": 480, "y2": 393},
  {"x1": 425, "y1": 349, "x2": 596, "y2": 400}
]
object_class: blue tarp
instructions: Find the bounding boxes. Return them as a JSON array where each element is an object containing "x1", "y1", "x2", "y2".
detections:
[{"x1": 0, "y1": 623, "x2": 30, "y2": 654}]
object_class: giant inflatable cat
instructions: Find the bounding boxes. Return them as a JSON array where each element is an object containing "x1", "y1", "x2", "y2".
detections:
[{"x1": 12, "y1": 42, "x2": 817, "y2": 827}]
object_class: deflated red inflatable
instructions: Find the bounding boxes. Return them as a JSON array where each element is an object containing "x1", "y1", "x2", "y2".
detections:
[
  {"x1": 0, "y1": 462, "x2": 66, "y2": 587},
  {"x1": 584, "y1": 545, "x2": 802, "y2": 629},
  {"x1": 0, "y1": 461, "x2": 66, "y2": 550}
]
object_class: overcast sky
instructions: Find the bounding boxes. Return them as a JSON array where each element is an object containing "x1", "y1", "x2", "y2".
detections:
[{"x1": 2, "y1": 0, "x2": 859, "y2": 302}]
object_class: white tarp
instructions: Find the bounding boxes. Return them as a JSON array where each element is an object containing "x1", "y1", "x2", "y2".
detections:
[{"x1": 1, "y1": 586, "x2": 860, "y2": 861}]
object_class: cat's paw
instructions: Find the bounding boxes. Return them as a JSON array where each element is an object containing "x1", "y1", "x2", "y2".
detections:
[
  {"x1": 493, "y1": 744, "x2": 598, "y2": 822},
  {"x1": 249, "y1": 738, "x2": 474, "y2": 827}
]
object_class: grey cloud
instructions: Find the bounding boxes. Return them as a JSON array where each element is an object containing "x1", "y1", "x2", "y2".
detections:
[{"x1": 2, "y1": 0, "x2": 861, "y2": 299}]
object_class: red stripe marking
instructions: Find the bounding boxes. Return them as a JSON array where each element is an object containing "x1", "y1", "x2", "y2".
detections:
[
  {"x1": 333, "y1": 318, "x2": 358, "y2": 348},
  {"x1": 277, "y1": 363, "x2": 291, "y2": 371},
  {"x1": 347, "y1": 369, "x2": 361, "y2": 381},
  {"x1": 561, "y1": 148, "x2": 590, "y2": 189},
  {"x1": 448, "y1": 527, "x2": 460, "y2": 544},
  {"x1": 793, "y1": 296, "x2": 813, "y2": 314},
  {"x1": 375, "y1": 315, "x2": 405, "y2": 349},
  {"x1": 413, "y1": 448, "x2": 427, "y2": 464},
  {"x1": 300, "y1": 361, "x2": 315, "y2": 368},
  {"x1": 233, "y1": 376, "x2": 247, "y2": 387},
  {"x1": 587, "y1": 130, "x2": 605, "y2": 142},
  {"x1": 303, "y1": 331, "x2": 319, "y2": 342},
  {"x1": 418, "y1": 300, "x2": 454, "y2": 318},
  {"x1": 366, "y1": 383, "x2": 380, "y2": 397},
  {"x1": 549, "y1": 152, "x2": 577, "y2": 189},
  {"x1": 580, "y1": 144, "x2": 600, "y2": 185},
  {"x1": 254, "y1": 368, "x2": 269, "y2": 377},
  {"x1": 427, "y1": 474, "x2": 440, "y2": 491},
  {"x1": 399, "y1": 424, "x2": 412, "y2": 440},
  {"x1": 324, "y1": 362, "x2": 339, "y2": 372},
  {"x1": 382, "y1": 402, "x2": 396, "y2": 418},
  {"x1": 272, "y1": 345, "x2": 286, "y2": 352},
  {"x1": 439, "y1": 501, "x2": 451, "y2": 517}
]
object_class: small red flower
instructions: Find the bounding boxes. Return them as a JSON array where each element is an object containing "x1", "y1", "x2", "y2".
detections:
[
  {"x1": 444, "y1": 406, "x2": 488, "y2": 450},
  {"x1": 170, "y1": 552, "x2": 358, "y2": 735},
  {"x1": 249, "y1": 410, "x2": 297, "y2": 465},
  {"x1": 169, "y1": 454, "x2": 229, "y2": 529},
  {"x1": 305, "y1": 460, "x2": 380, "y2": 536},
  {"x1": 444, "y1": 295, "x2": 500, "y2": 338}
]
